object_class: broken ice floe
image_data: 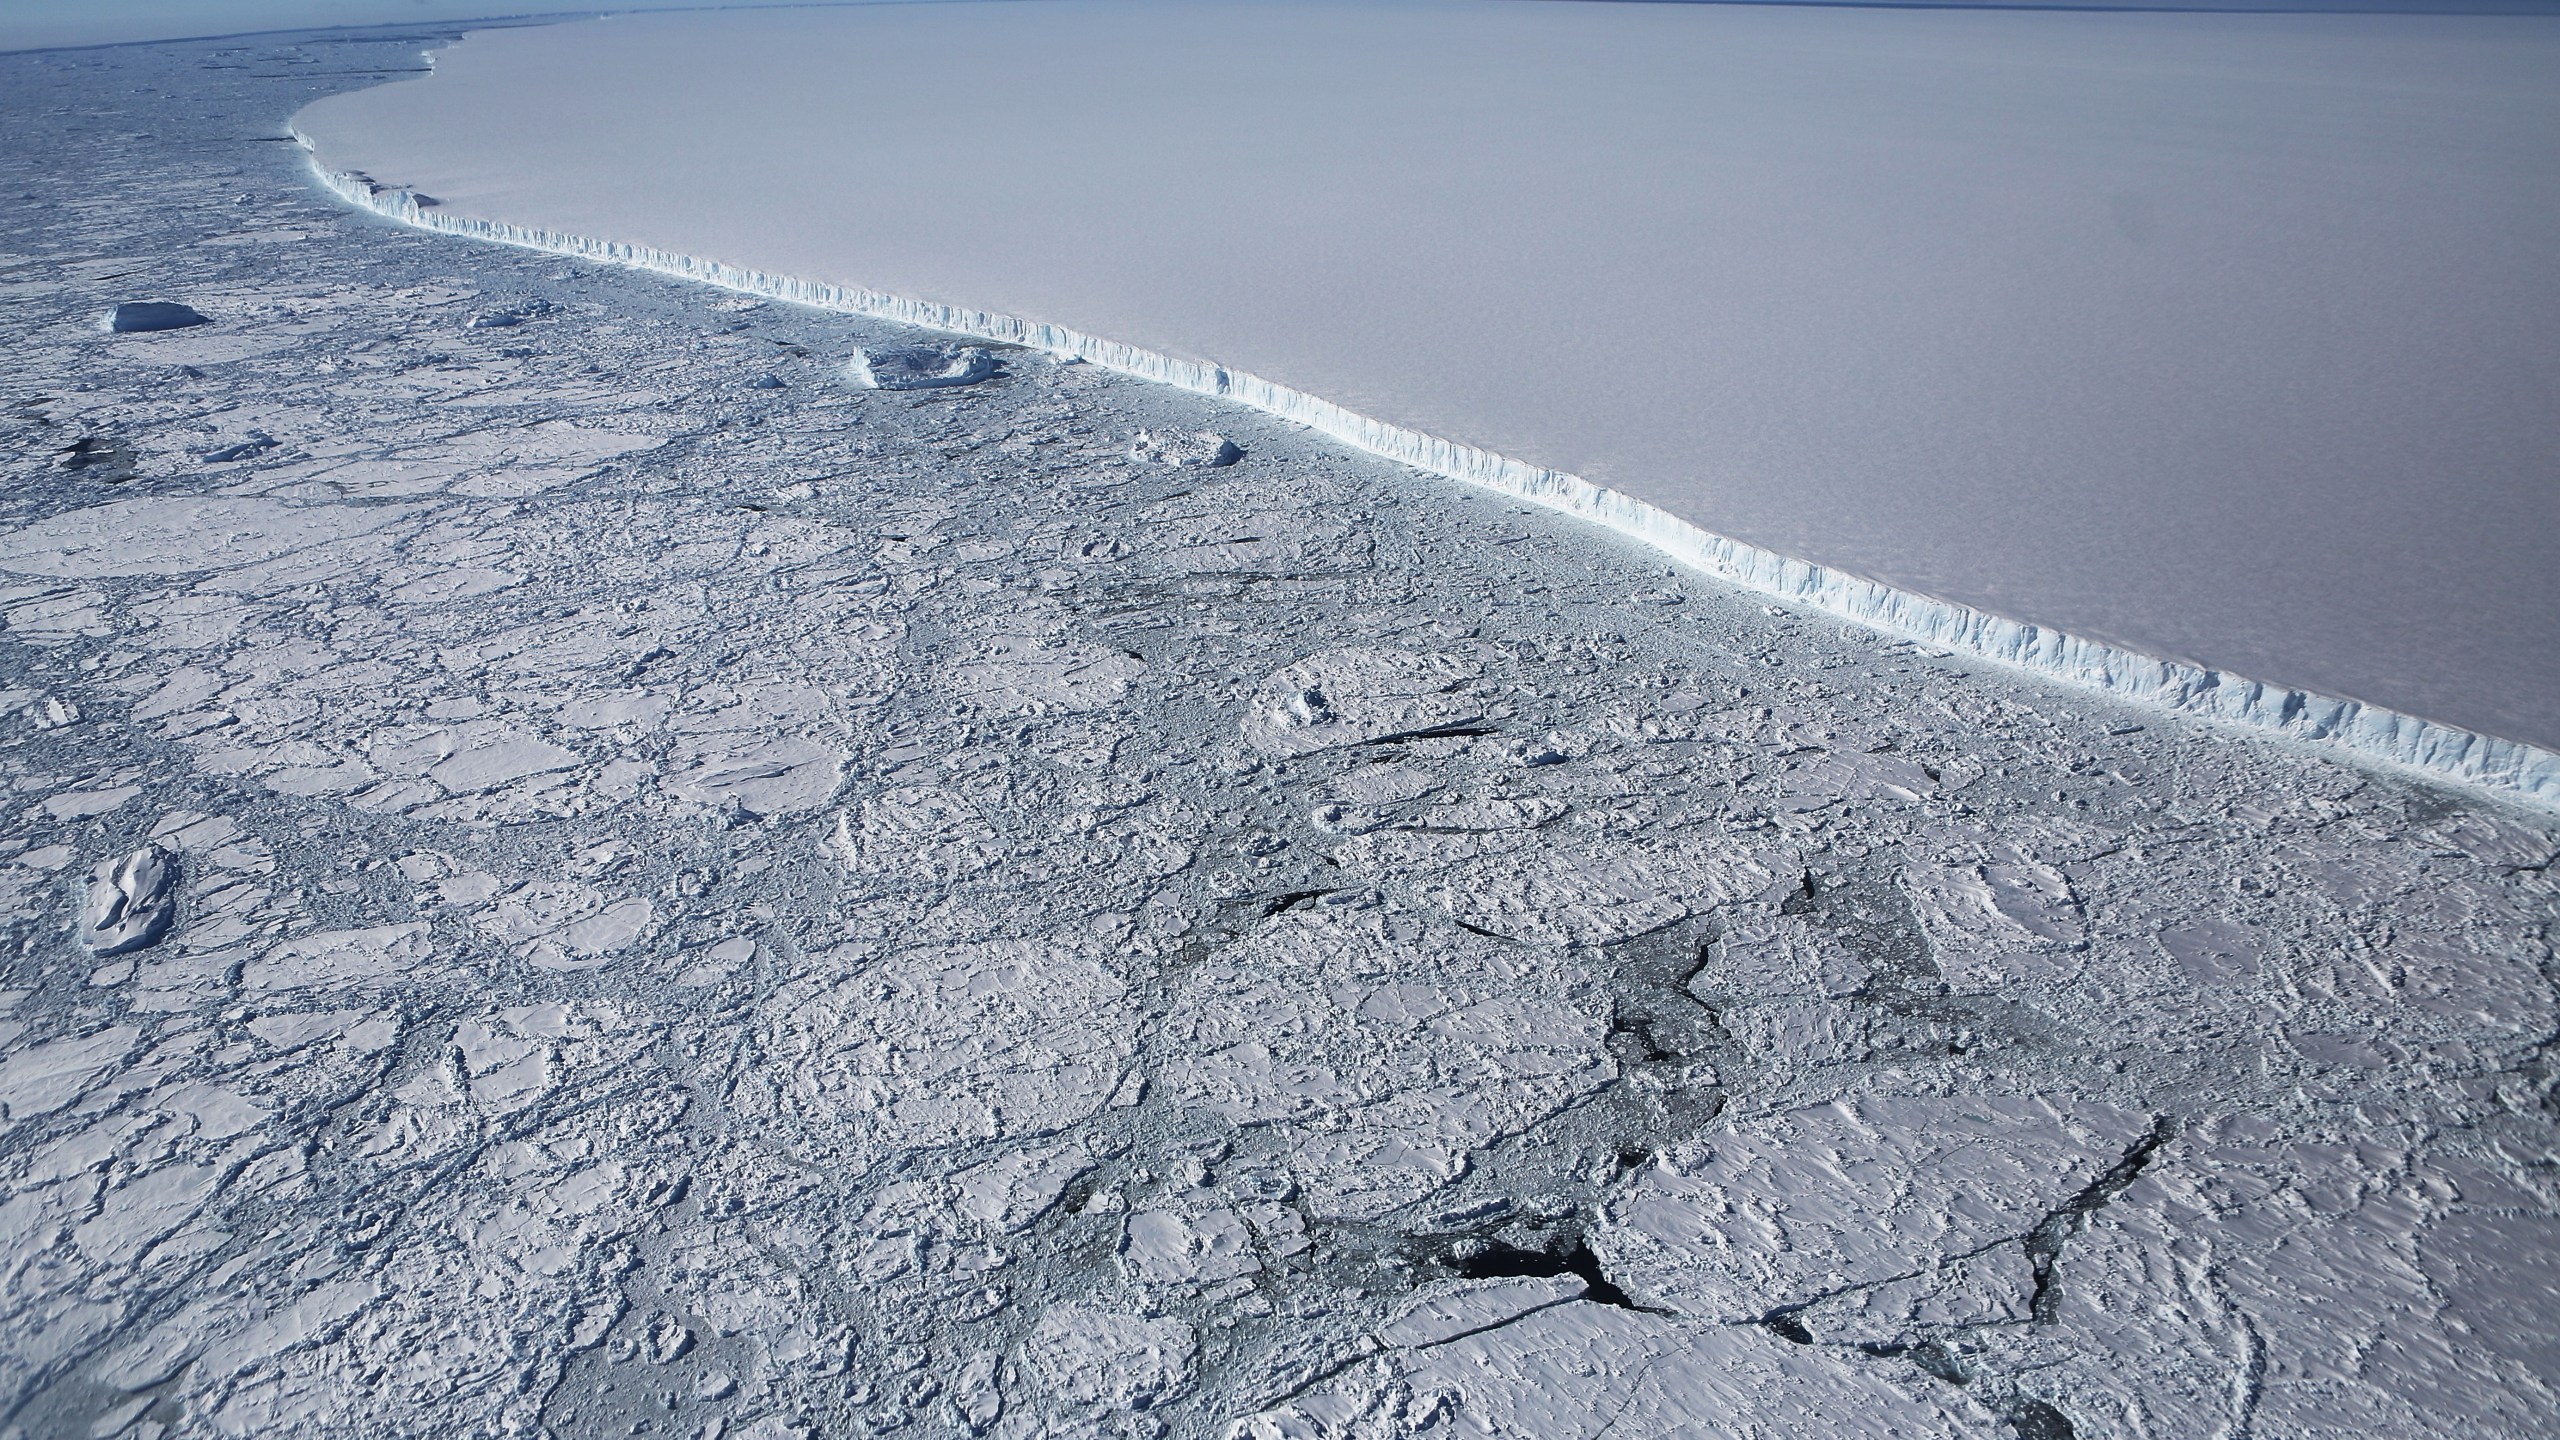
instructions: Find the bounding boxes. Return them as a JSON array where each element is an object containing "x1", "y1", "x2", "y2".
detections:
[
  {"x1": 1119, "y1": 1201, "x2": 1258, "y2": 1285},
  {"x1": 846, "y1": 343, "x2": 996, "y2": 390},
  {"x1": 1019, "y1": 1302, "x2": 1196, "y2": 1415},
  {"x1": 78, "y1": 845, "x2": 177, "y2": 955},
  {"x1": 1333, "y1": 826, "x2": 1780, "y2": 947},
  {"x1": 101, "y1": 300, "x2": 207, "y2": 333},
  {"x1": 476, "y1": 880, "x2": 655, "y2": 972},
  {"x1": 747, "y1": 938, "x2": 1134, "y2": 1165},
  {"x1": 1128, "y1": 428, "x2": 1239, "y2": 467},
  {"x1": 196, "y1": 431, "x2": 275, "y2": 465},
  {"x1": 0, "y1": 495, "x2": 419, "y2": 580},
  {"x1": 1247, "y1": 1302, "x2": 2002, "y2": 1438},
  {"x1": 1243, "y1": 648, "x2": 1485, "y2": 758},
  {"x1": 1377, "y1": 1273, "x2": 1586, "y2": 1348},
  {"x1": 1597, "y1": 1094, "x2": 2155, "y2": 1324},
  {"x1": 1160, "y1": 904, "x2": 1613, "y2": 1219}
]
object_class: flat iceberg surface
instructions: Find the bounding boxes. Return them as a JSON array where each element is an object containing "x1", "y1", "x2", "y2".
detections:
[{"x1": 292, "y1": 0, "x2": 2560, "y2": 754}]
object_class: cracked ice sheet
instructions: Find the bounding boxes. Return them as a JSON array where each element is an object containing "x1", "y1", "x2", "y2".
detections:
[
  {"x1": 2, "y1": 27, "x2": 2558, "y2": 1440},
  {"x1": 1597, "y1": 1093, "x2": 2153, "y2": 1322}
]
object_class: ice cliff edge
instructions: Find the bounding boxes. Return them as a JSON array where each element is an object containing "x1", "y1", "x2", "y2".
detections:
[{"x1": 291, "y1": 139, "x2": 2560, "y2": 811}]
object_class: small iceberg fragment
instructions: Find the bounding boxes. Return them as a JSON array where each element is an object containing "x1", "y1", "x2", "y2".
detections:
[
  {"x1": 53, "y1": 432, "x2": 135, "y2": 482},
  {"x1": 102, "y1": 301, "x2": 208, "y2": 333},
  {"x1": 81, "y1": 844, "x2": 177, "y2": 956},
  {"x1": 198, "y1": 431, "x2": 275, "y2": 464},
  {"x1": 847, "y1": 343, "x2": 996, "y2": 391},
  {"x1": 466, "y1": 297, "x2": 556, "y2": 330},
  {"x1": 1130, "y1": 429, "x2": 1240, "y2": 467},
  {"x1": 747, "y1": 373, "x2": 786, "y2": 390}
]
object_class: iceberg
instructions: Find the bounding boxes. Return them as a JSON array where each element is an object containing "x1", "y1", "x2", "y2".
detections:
[
  {"x1": 101, "y1": 300, "x2": 206, "y2": 333},
  {"x1": 846, "y1": 341, "x2": 997, "y2": 390},
  {"x1": 289, "y1": 1, "x2": 2560, "y2": 805}
]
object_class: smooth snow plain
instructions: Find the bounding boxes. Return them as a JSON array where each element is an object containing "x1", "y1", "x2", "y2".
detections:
[
  {"x1": 7, "y1": 25, "x2": 2560, "y2": 1440},
  {"x1": 287, "y1": 0, "x2": 2560, "y2": 781}
]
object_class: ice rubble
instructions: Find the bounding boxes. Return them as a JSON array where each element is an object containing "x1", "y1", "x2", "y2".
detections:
[
  {"x1": 78, "y1": 845, "x2": 176, "y2": 956},
  {"x1": 292, "y1": 140, "x2": 2560, "y2": 811},
  {"x1": 847, "y1": 342, "x2": 997, "y2": 391},
  {"x1": 1130, "y1": 429, "x2": 1240, "y2": 468}
]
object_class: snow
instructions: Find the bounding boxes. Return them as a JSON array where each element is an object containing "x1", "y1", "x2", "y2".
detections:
[{"x1": 287, "y1": 0, "x2": 2560, "y2": 796}]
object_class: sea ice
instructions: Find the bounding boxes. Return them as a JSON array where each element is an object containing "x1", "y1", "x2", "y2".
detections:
[
  {"x1": 4, "y1": 28, "x2": 2556, "y2": 1440},
  {"x1": 1597, "y1": 1094, "x2": 2154, "y2": 1324},
  {"x1": 1018, "y1": 1302, "x2": 1197, "y2": 1414},
  {"x1": 1242, "y1": 647, "x2": 1484, "y2": 758}
]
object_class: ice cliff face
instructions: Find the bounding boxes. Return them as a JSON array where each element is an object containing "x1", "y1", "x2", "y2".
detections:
[{"x1": 297, "y1": 150, "x2": 2560, "y2": 810}]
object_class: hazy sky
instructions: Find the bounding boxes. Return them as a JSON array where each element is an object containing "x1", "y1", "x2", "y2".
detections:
[
  {"x1": 0, "y1": 2, "x2": 931, "y2": 53},
  {"x1": 13, "y1": 1, "x2": 2560, "y2": 53}
]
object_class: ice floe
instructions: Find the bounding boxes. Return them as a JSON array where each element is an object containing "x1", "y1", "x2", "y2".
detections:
[{"x1": 1129, "y1": 428, "x2": 1239, "y2": 467}]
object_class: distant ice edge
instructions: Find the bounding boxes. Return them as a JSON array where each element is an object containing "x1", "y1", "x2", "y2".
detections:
[{"x1": 299, "y1": 144, "x2": 2560, "y2": 811}]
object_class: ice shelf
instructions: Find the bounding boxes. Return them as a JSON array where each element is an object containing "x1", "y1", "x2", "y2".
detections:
[{"x1": 298, "y1": 142, "x2": 2560, "y2": 809}]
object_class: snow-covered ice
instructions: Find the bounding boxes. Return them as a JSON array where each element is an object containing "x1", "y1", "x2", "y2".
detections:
[
  {"x1": 1131, "y1": 430, "x2": 1241, "y2": 469},
  {"x1": 1, "y1": 21, "x2": 2556, "y2": 1440},
  {"x1": 289, "y1": 0, "x2": 2560, "y2": 776},
  {"x1": 848, "y1": 342, "x2": 998, "y2": 392},
  {"x1": 77, "y1": 846, "x2": 176, "y2": 956}
]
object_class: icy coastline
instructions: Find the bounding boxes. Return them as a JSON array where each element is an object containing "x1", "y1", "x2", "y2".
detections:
[
  {"x1": 12, "y1": 31, "x2": 2560, "y2": 1436},
  {"x1": 299, "y1": 150, "x2": 2560, "y2": 809}
]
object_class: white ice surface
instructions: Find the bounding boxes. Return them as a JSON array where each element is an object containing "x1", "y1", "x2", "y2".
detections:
[{"x1": 286, "y1": 0, "x2": 2560, "y2": 798}]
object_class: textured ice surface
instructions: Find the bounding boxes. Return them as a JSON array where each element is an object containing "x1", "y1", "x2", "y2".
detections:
[
  {"x1": 288, "y1": 0, "x2": 2560, "y2": 764},
  {"x1": 848, "y1": 343, "x2": 997, "y2": 392},
  {"x1": 2, "y1": 28, "x2": 2557, "y2": 1440},
  {"x1": 77, "y1": 846, "x2": 176, "y2": 957},
  {"x1": 1130, "y1": 430, "x2": 1240, "y2": 469}
]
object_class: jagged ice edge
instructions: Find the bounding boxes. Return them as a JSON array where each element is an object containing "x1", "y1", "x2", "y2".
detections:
[{"x1": 296, "y1": 140, "x2": 2560, "y2": 811}]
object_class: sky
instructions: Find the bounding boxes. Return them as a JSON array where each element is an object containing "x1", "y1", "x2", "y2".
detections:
[
  {"x1": 0, "y1": 2, "x2": 918, "y2": 53},
  {"x1": 12, "y1": 0, "x2": 2560, "y2": 54}
]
